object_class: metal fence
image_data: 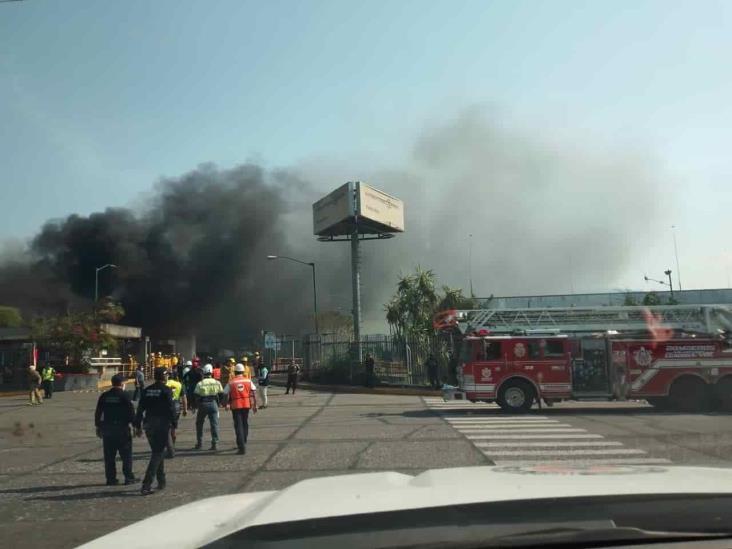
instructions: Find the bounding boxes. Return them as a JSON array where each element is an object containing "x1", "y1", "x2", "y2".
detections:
[{"x1": 302, "y1": 334, "x2": 452, "y2": 387}]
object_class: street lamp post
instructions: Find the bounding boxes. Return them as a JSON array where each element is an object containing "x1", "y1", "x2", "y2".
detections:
[
  {"x1": 644, "y1": 270, "x2": 674, "y2": 299},
  {"x1": 95, "y1": 264, "x2": 118, "y2": 303},
  {"x1": 267, "y1": 255, "x2": 319, "y2": 334}
]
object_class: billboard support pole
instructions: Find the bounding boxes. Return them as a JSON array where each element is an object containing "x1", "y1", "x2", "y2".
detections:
[{"x1": 351, "y1": 191, "x2": 363, "y2": 370}]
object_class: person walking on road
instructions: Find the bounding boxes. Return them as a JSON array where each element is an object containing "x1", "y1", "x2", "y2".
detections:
[
  {"x1": 193, "y1": 364, "x2": 224, "y2": 451},
  {"x1": 221, "y1": 358, "x2": 235, "y2": 386},
  {"x1": 165, "y1": 369, "x2": 187, "y2": 458},
  {"x1": 285, "y1": 360, "x2": 300, "y2": 395},
  {"x1": 134, "y1": 367, "x2": 177, "y2": 496},
  {"x1": 27, "y1": 365, "x2": 43, "y2": 406},
  {"x1": 224, "y1": 363, "x2": 257, "y2": 454},
  {"x1": 40, "y1": 363, "x2": 56, "y2": 399},
  {"x1": 258, "y1": 361, "x2": 270, "y2": 408},
  {"x1": 133, "y1": 364, "x2": 145, "y2": 402},
  {"x1": 364, "y1": 354, "x2": 375, "y2": 388},
  {"x1": 184, "y1": 359, "x2": 204, "y2": 411},
  {"x1": 426, "y1": 354, "x2": 439, "y2": 389},
  {"x1": 95, "y1": 373, "x2": 136, "y2": 486}
]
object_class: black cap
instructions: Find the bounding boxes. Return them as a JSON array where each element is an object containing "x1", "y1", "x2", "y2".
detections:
[
  {"x1": 111, "y1": 373, "x2": 125, "y2": 386},
  {"x1": 154, "y1": 367, "x2": 168, "y2": 381}
]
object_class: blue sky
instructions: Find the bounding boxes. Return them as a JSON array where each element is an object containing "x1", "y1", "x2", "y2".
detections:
[{"x1": 2, "y1": 0, "x2": 732, "y2": 291}]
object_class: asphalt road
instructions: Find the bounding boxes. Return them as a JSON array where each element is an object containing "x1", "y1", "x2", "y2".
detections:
[{"x1": 2, "y1": 388, "x2": 732, "y2": 548}]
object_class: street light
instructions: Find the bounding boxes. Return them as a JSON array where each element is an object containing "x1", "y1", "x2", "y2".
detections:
[
  {"x1": 267, "y1": 255, "x2": 318, "y2": 334},
  {"x1": 95, "y1": 264, "x2": 118, "y2": 302},
  {"x1": 644, "y1": 270, "x2": 674, "y2": 299}
]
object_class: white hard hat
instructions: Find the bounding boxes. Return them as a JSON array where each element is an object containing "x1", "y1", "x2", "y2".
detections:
[
  {"x1": 234, "y1": 363, "x2": 245, "y2": 373},
  {"x1": 203, "y1": 364, "x2": 213, "y2": 374},
  {"x1": 185, "y1": 360, "x2": 193, "y2": 366}
]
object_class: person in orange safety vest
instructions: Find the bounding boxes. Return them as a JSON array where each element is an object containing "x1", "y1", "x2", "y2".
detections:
[{"x1": 224, "y1": 363, "x2": 257, "y2": 455}]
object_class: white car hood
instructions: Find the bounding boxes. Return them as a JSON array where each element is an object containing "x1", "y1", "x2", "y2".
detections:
[{"x1": 81, "y1": 464, "x2": 732, "y2": 548}]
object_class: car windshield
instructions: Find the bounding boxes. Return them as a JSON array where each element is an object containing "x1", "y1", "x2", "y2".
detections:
[{"x1": 2, "y1": 1, "x2": 732, "y2": 548}]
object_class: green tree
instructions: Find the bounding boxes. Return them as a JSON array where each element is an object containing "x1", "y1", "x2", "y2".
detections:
[
  {"x1": 623, "y1": 294, "x2": 639, "y2": 306},
  {"x1": 0, "y1": 306, "x2": 22, "y2": 328},
  {"x1": 31, "y1": 310, "x2": 121, "y2": 372},
  {"x1": 642, "y1": 292, "x2": 662, "y2": 306}
]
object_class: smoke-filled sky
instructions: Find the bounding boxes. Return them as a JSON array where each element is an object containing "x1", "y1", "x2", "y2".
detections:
[{"x1": 2, "y1": 1, "x2": 732, "y2": 338}]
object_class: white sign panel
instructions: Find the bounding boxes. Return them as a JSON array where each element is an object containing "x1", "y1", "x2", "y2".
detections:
[
  {"x1": 312, "y1": 182, "x2": 354, "y2": 235},
  {"x1": 357, "y1": 183, "x2": 405, "y2": 232}
]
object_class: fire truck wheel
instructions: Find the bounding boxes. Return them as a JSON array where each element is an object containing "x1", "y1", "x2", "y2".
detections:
[
  {"x1": 646, "y1": 397, "x2": 669, "y2": 410},
  {"x1": 668, "y1": 376, "x2": 708, "y2": 413},
  {"x1": 713, "y1": 377, "x2": 732, "y2": 412},
  {"x1": 497, "y1": 379, "x2": 535, "y2": 413}
]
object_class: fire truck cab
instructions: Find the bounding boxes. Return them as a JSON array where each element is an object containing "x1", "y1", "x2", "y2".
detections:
[{"x1": 438, "y1": 305, "x2": 732, "y2": 413}]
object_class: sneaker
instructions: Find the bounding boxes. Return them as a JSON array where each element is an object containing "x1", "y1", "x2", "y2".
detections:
[
  {"x1": 210, "y1": 443, "x2": 217, "y2": 451},
  {"x1": 140, "y1": 486, "x2": 154, "y2": 496},
  {"x1": 124, "y1": 477, "x2": 138, "y2": 485},
  {"x1": 106, "y1": 479, "x2": 120, "y2": 486},
  {"x1": 237, "y1": 447, "x2": 246, "y2": 455},
  {"x1": 193, "y1": 443, "x2": 202, "y2": 450}
]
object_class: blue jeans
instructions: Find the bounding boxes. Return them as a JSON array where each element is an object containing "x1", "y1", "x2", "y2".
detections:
[{"x1": 196, "y1": 400, "x2": 219, "y2": 444}]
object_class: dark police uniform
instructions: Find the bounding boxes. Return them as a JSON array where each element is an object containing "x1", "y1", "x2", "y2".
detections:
[
  {"x1": 134, "y1": 379, "x2": 177, "y2": 493},
  {"x1": 94, "y1": 384, "x2": 135, "y2": 485}
]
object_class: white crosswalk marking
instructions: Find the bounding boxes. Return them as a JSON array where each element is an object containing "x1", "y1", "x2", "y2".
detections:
[
  {"x1": 478, "y1": 441, "x2": 623, "y2": 447},
  {"x1": 424, "y1": 396, "x2": 671, "y2": 466}
]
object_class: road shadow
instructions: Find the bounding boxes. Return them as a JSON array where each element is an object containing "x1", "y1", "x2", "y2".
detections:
[
  {"x1": 25, "y1": 490, "x2": 140, "y2": 502},
  {"x1": 0, "y1": 483, "x2": 104, "y2": 495}
]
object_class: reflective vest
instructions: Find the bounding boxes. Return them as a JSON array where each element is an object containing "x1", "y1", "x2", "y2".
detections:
[
  {"x1": 228, "y1": 376, "x2": 254, "y2": 410},
  {"x1": 166, "y1": 379, "x2": 182, "y2": 401},
  {"x1": 195, "y1": 377, "x2": 223, "y2": 398},
  {"x1": 41, "y1": 367, "x2": 55, "y2": 381}
]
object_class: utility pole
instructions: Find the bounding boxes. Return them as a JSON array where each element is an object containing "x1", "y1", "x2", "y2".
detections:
[
  {"x1": 672, "y1": 225, "x2": 682, "y2": 290},
  {"x1": 664, "y1": 269, "x2": 674, "y2": 299},
  {"x1": 468, "y1": 233, "x2": 474, "y2": 297}
]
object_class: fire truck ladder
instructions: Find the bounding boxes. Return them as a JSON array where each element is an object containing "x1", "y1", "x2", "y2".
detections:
[{"x1": 455, "y1": 304, "x2": 732, "y2": 335}]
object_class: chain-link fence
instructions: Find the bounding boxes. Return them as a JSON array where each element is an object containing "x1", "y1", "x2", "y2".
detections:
[{"x1": 302, "y1": 334, "x2": 454, "y2": 387}]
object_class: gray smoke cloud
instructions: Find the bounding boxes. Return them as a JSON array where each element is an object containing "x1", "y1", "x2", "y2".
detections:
[{"x1": 0, "y1": 108, "x2": 664, "y2": 341}]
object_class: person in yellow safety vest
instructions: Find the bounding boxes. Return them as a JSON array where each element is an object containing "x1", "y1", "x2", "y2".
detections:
[
  {"x1": 40, "y1": 363, "x2": 56, "y2": 399},
  {"x1": 165, "y1": 369, "x2": 187, "y2": 458},
  {"x1": 154, "y1": 353, "x2": 162, "y2": 367},
  {"x1": 193, "y1": 364, "x2": 224, "y2": 451}
]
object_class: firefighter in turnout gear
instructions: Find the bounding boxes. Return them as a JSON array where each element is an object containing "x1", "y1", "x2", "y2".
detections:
[
  {"x1": 94, "y1": 374, "x2": 136, "y2": 485},
  {"x1": 193, "y1": 364, "x2": 224, "y2": 451},
  {"x1": 134, "y1": 367, "x2": 177, "y2": 496},
  {"x1": 224, "y1": 363, "x2": 257, "y2": 454}
]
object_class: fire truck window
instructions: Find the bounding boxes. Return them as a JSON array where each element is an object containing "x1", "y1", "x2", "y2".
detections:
[
  {"x1": 484, "y1": 341, "x2": 502, "y2": 360},
  {"x1": 527, "y1": 342, "x2": 540, "y2": 359},
  {"x1": 544, "y1": 340, "x2": 565, "y2": 357}
]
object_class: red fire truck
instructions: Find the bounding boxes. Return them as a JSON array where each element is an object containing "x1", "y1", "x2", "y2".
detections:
[{"x1": 435, "y1": 305, "x2": 732, "y2": 413}]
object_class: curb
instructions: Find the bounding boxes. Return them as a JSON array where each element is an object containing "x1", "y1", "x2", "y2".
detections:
[{"x1": 269, "y1": 379, "x2": 441, "y2": 397}]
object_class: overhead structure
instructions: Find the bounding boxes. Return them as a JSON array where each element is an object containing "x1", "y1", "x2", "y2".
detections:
[
  {"x1": 313, "y1": 182, "x2": 404, "y2": 363},
  {"x1": 435, "y1": 304, "x2": 732, "y2": 336}
]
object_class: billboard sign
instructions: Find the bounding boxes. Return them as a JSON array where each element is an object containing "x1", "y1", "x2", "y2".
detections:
[
  {"x1": 312, "y1": 182, "x2": 354, "y2": 236},
  {"x1": 313, "y1": 181, "x2": 404, "y2": 236},
  {"x1": 357, "y1": 183, "x2": 405, "y2": 233}
]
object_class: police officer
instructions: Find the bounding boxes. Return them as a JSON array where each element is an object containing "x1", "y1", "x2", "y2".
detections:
[
  {"x1": 134, "y1": 367, "x2": 177, "y2": 496},
  {"x1": 193, "y1": 364, "x2": 224, "y2": 451},
  {"x1": 40, "y1": 363, "x2": 56, "y2": 399},
  {"x1": 224, "y1": 363, "x2": 257, "y2": 454},
  {"x1": 94, "y1": 373, "x2": 136, "y2": 486}
]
